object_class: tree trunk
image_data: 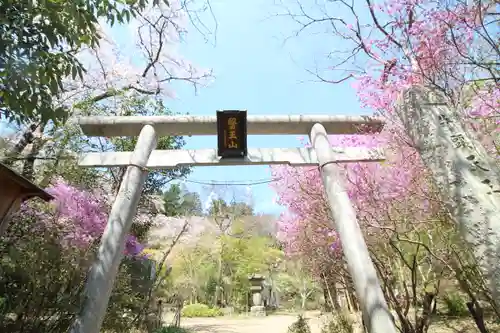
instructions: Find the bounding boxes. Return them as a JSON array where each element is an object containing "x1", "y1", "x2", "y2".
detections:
[
  {"x1": 21, "y1": 124, "x2": 44, "y2": 181},
  {"x1": 112, "y1": 167, "x2": 127, "y2": 195},
  {"x1": 341, "y1": 275, "x2": 354, "y2": 312},
  {"x1": 216, "y1": 252, "x2": 223, "y2": 307},
  {"x1": 342, "y1": 273, "x2": 359, "y2": 311},
  {"x1": 466, "y1": 300, "x2": 490, "y2": 333},
  {"x1": 396, "y1": 85, "x2": 500, "y2": 305},
  {"x1": 415, "y1": 292, "x2": 435, "y2": 333},
  {"x1": 322, "y1": 287, "x2": 332, "y2": 312},
  {"x1": 322, "y1": 273, "x2": 341, "y2": 311},
  {"x1": 39, "y1": 147, "x2": 64, "y2": 187},
  {"x1": 1, "y1": 123, "x2": 38, "y2": 165},
  {"x1": 348, "y1": 287, "x2": 359, "y2": 311},
  {"x1": 330, "y1": 284, "x2": 341, "y2": 311}
]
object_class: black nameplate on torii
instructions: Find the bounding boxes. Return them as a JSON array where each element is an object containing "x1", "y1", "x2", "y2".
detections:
[{"x1": 216, "y1": 110, "x2": 248, "y2": 158}]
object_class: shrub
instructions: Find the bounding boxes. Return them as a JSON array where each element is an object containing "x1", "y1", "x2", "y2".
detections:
[
  {"x1": 443, "y1": 292, "x2": 469, "y2": 316},
  {"x1": 0, "y1": 183, "x2": 154, "y2": 333},
  {"x1": 181, "y1": 303, "x2": 223, "y2": 318},
  {"x1": 154, "y1": 326, "x2": 191, "y2": 333},
  {"x1": 321, "y1": 312, "x2": 354, "y2": 333},
  {"x1": 288, "y1": 315, "x2": 311, "y2": 333}
]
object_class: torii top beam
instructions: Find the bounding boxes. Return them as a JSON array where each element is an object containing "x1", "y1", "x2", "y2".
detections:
[{"x1": 78, "y1": 114, "x2": 384, "y2": 137}]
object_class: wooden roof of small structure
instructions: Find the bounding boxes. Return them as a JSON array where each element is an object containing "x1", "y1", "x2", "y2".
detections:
[{"x1": 0, "y1": 162, "x2": 53, "y2": 201}]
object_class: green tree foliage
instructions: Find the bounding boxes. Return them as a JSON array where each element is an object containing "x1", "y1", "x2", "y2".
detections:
[
  {"x1": 168, "y1": 200, "x2": 283, "y2": 311},
  {"x1": 24, "y1": 95, "x2": 190, "y2": 196},
  {"x1": 0, "y1": 0, "x2": 161, "y2": 124},
  {"x1": 276, "y1": 260, "x2": 318, "y2": 310},
  {"x1": 104, "y1": 97, "x2": 190, "y2": 194},
  {"x1": 163, "y1": 184, "x2": 203, "y2": 217},
  {"x1": 169, "y1": 242, "x2": 215, "y2": 304},
  {"x1": 207, "y1": 199, "x2": 254, "y2": 219},
  {"x1": 72, "y1": 95, "x2": 190, "y2": 195},
  {"x1": 170, "y1": 233, "x2": 283, "y2": 310}
]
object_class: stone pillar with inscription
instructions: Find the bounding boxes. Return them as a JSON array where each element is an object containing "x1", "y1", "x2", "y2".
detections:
[
  {"x1": 396, "y1": 85, "x2": 500, "y2": 305},
  {"x1": 248, "y1": 274, "x2": 266, "y2": 316}
]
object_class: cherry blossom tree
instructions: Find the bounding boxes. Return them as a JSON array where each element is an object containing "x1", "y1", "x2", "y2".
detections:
[
  {"x1": 0, "y1": 180, "x2": 159, "y2": 332},
  {"x1": 1, "y1": 3, "x2": 214, "y2": 331},
  {"x1": 2, "y1": 180, "x2": 146, "y2": 256},
  {"x1": 60, "y1": 0, "x2": 212, "y2": 110},
  {"x1": 271, "y1": 127, "x2": 431, "y2": 309},
  {"x1": 2, "y1": 0, "x2": 213, "y2": 184},
  {"x1": 271, "y1": 126, "x2": 500, "y2": 331},
  {"x1": 275, "y1": 0, "x2": 500, "y2": 305},
  {"x1": 0, "y1": 3, "x2": 213, "y2": 257},
  {"x1": 277, "y1": 0, "x2": 498, "y2": 115}
]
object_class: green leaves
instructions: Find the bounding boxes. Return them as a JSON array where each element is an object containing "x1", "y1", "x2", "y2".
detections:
[
  {"x1": 0, "y1": 0, "x2": 162, "y2": 124},
  {"x1": 163, "y1": 184, "x2": 203, "y2": 217},
  {"x1": 168, "y1": 208, "x2": 283, "y2": 310},
  {"x1": 78, "y1": 95, "x2": 191, "y2": 194}
]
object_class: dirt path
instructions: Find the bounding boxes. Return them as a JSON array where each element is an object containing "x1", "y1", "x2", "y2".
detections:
[
  {"x1": 179, "y1": 315, "x2": 323, "y2": 333},
  {"x1": 175, "y1": 314, "x2": 500, "y2": 333}
]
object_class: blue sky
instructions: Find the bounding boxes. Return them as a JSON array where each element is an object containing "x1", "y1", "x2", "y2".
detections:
[
  {"x1": 157, "y1": 0, "x2": 370, "y2": 214},
  {"x1": 0, "y1": 0, "x2": 373, "y2": 215}
]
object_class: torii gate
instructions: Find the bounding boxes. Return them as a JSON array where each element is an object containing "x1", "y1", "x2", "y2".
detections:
[{"x1": 70, "y1": 113, "x2": 397, "y2": 333}]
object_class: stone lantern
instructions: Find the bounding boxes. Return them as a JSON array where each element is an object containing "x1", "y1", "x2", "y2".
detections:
[
  {"x1": 248, "y1": 273, "x2": 266, "y2": 316},
  {"x1": 0, "y1": 162, "x2": 53, "y2": 235}
]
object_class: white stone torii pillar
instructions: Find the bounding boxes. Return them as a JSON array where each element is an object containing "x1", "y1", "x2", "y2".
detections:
[{"x1": 70, "y1": 114, "x2": 396, "y2": 333}]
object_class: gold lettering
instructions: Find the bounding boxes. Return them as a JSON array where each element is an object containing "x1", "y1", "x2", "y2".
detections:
[
  {"x1": 222, "y1": 115, "x2": 242, "y2": 151},
  {"x1": 228, "y1": 117, "x2": 237, "y2": 130},
  {"x1": 226, "y1": 117, "x2": 239, "y2": 149}
]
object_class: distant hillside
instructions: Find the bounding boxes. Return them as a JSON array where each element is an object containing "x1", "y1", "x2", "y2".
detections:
[
  {"x1": 147, "y1": 216, "x2": 217, "y2": 247},
  {"x1": 146, "y1": 214, "x2": 278, "y2": 258}
]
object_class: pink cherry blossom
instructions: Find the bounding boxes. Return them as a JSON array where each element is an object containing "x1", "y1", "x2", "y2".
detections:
[
  {"x1": 273, "y1": 0, "x2": 498, "y2": 274},
  {"x1": 14, "y1": 181, "x2": 146, "y2": 258}
]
